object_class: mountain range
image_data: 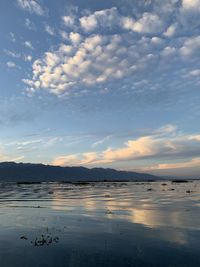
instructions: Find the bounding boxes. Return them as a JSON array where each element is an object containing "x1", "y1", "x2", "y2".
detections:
[{"x1": 0, "y1": 162, "x2": 159, "y2": 182}]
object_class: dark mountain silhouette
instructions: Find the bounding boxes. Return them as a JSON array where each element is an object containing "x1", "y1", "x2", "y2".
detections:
[{"x1": 0, "y1": 162, "x2": 160, "y2": 182}]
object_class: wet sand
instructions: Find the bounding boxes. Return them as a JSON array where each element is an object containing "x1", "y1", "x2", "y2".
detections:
[{"x1": 0, "y1": 181, "x2": 200, "y2": 267}]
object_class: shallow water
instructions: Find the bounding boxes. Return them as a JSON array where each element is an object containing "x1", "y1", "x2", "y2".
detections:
[{"x1": 0, "y1": 181, "x2": 200, "y2": 267}]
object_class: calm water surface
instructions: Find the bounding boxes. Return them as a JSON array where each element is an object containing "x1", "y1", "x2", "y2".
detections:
[{"x1": 0, "y1": 181, "x2": 200, "y2": 267}]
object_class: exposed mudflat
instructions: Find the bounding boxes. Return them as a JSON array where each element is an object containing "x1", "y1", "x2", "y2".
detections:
[{"x1": 0, "y1": 181, "x2": 200, "y2": 267}]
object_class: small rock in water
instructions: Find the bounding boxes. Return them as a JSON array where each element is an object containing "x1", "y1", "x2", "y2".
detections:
[
  {"x1": 106, "y1": 210, "x2": 113, "y2": 214},
  {"x1": 53, "y1": 236, "x2": 59, "y2": 243},
  {"x1": 20, "y1": 235, "x2": 28, "y2": 240}
]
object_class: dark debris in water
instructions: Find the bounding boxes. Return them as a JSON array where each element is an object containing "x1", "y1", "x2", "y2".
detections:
[
  {"x1": 172, "y1": 180, "x2": 189, "y2": 183},
  {"x1": 20, "y1": 233, "x2": 59, "y2": 247},
  {"x1": 32, "y1": 234, "x2": 59, "y2": 247},
  {"x1": 106, "y1": 210, "x2": 113, "y2": 214},
  {"x1": 20, "y1": 235, "x2": 28, "y2": 240}
]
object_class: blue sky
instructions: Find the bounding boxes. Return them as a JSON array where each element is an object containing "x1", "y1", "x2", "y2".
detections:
[{"x1": 1, "y1": 0, "x2": 200, "y2": 177}]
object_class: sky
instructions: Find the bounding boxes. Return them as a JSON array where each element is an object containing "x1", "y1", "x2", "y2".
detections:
[{"x1": 0, "y1": 0, "x2": 200, "y2": 177}]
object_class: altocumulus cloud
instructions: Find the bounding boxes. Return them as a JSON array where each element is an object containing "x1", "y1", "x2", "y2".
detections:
[
  {"x1": 17, "y1": 0, "x2": 45, "y2": 16},
  {"x1": 22, "y1": 34, "x2": 139, "y2": 95},
  {"x1": 22, "y1": 2, "x2": 200, "y2": 97}
]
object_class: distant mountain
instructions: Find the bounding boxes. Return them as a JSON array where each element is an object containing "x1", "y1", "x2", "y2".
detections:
[{"x1": 0, "y1": 162, "x2": 160, "y2": 182}]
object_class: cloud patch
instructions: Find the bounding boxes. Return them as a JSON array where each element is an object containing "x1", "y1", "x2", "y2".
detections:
[
  {"x1": 180, "y1": 36, "x2": 200, "y2": 56},
  {"x1": 182, "y1": 0, "x2": 200, "y2": 11},
  {"x1": 24, "y1": 41, "x2": 34, "y2": 50},
  {"x1": 23, "y1": 33, "x2": 140, "y2": 95},
  {"x1": 17, "y1": 0, "x2": 45, "y2": 16},
  {"x1": 52, "y1": 126, "x2": 200, "y2": 167},
  {"x1": 7, "y1": 61, "x2": 16, "y2": 68},
  {"x1": 122, "y1": 12, "x2": 163, "y2": 34},
  {"x1": 80, "y1": 7, "x2": 118, "y2": 32},
  {"x1": 44, "y1": 24, "x2": 55, "y2": 36}
]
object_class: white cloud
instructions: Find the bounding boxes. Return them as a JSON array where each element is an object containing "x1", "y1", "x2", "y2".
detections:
[
  {"x1": 61, "y1": 5, "x2": 78, "y2": 28},
  {"x1": 0, "y1": 146, "x2": 24, "y2": 162},
  {"x1": 182, "y1": 0, "x2": 200, "y2": 11},
  {"x1": 188, "y1": 69, "x2": 200, "y2": 76},
  {"x1": 17, "y1": 0, "x2": 45, "y2": 16},
  {"x1": 24, "y1": 41, "x2": 34, "y2": 50},
  {"x1": 7, "y1": 61, "x2": 16, "y2": 68},
  {"x1": 91, "y1": 135, "x2": 112, "y2": 148},
  {"x1": 180, "y1": 36, "x2": 200, "y2": 56},
  {"x1": 45, "y1": 24, "x2": 55, "y2": 36},
  {"x1": 24, "y1": 55, "x2": 32, "y2": 62},
  {"x1": 62, "y1": 15, "x2": 75, "y2": 27},
  {"x1": 53, "y1": 152, "x2": 100, "y2": 166},
  {"x1": 161, "y1": 46, "x2": 176, "y2": 56},
  {"x1": 151, "y1": 36, "x2": 163, "y2": 45},
  {"x1": 25, "y1": 18, "x2": 35, "y2": 30},
  {"x1": 80, "y1": 7, "x2": 118, "y2": 32},
  {"x1": 0, "y1": 154, "x2": 25, "y2": 162},
  {"x1": 121, "y1": 12, "x2": 163, "y2": 34},
  {"x1": 7, "y1": 139, "x2": 42, "y2": 147},
  {"x1": 5, "y1": 137, "x2": 63, "y2": 151},
  {"x1": 53, "y1": 154, "x2": 80, "y2": 166},
  {"x1": 4, "y1": 50, "x2": 20, "y2": 58},
  {"x1": 10, "y1": 32, "x2": 16, "y2": 42},
  {"x1": 144, "y1": 157, "x2": 200, "y2": 171},
  {"x1": 80, "y1": 15, "x2": 97, "y2": 32},
  {"x1": 59, "y1": 31, "x2": 68, "y2": 40},
  {"x1": 23, "y1": 33, "x2": 141, "y2": 95},
  {"x1": 52, "y1": 126, "x2": 200, "y2": 167},
  {"x1": 163, "y1": 23, "x2": 177, "y2": 37},
  {"x1": 21, "y1": 5, "x2": 200, "y2": 97},
  {"x1": 69, "y1": 32, "x2": 82, "y2": 44}
]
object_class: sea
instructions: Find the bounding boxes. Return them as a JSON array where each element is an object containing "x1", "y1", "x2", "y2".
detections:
[{"x1": 0, "y1": 180, "x2": 200, "y2": 267}]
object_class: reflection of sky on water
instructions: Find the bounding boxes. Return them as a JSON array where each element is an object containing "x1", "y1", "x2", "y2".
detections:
[
  {"x1": 1, "y1": 181, "x2": 200, "y2": 267},
  {"x1": 49, "y1": 182, "x2": 200, "y2": 231}
]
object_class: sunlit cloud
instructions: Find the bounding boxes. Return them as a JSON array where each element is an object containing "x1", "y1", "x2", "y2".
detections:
[
  {"x1": 1, "y1": 0, "x2": 200, "y2": 177},
  {"x1": 180, "y1": 36, "x2": 200, "y2": 57},
  {"x1": 143, "y1": 157, "x2": 200, "y2": 171},
  {"x1": 52, "y1": 125, "x2": 200, "y2": 169},
  {"x1": 182, "y1": 0, "x2": 200, "y2": 11},
  {"x1": 80, "y1": 7, "x2": 119, "y2": 32},
  {"x1": 0, "y1": 148, "x2": 24, "y2": 162},
  {"x1": 163, "y1": 23, "x2": 177, "y2": 37},
  {"x1": 23, "y1": 33, "x2": 140, "y2": 95},
  {"x1": 21, "y1": 2, "x2": 200, "y2": 97},
  {"x1": 121, "y1": 12, "x2": 163, "y2": 34}
]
